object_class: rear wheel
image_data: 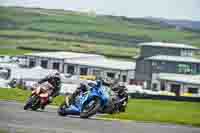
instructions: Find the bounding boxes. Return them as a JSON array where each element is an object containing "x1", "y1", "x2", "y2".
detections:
[
  {"x1": 80, "y1": 97, "x2": 101, "y2": 118},
  {"x1": 119, "y1": 106, "x2": 126, "y2": 112},
  {"x1": 99, "y1": 100, "x2": 115, "y2": 114}
]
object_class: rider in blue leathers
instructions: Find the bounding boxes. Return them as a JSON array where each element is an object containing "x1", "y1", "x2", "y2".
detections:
[{"x1": 66, "y1": 78, "x2": 126, "y2": 107}]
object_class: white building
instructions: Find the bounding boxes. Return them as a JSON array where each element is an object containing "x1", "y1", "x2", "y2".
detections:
[
  {"x1": 21, "y1": 52, "x2": 135, "y2": 83},
  {"x1": 152, "y1": 73, "x2": 200, "y2": 96}
]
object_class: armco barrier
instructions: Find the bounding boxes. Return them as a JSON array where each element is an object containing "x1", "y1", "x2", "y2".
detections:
[{"x1": 129, "y1": 93, "x2": 200, "y2": 102}]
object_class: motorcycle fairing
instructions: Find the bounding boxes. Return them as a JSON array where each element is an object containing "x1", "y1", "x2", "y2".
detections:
[{"x1": 62, "y1": 84, "x2": 110, "y2": 115}]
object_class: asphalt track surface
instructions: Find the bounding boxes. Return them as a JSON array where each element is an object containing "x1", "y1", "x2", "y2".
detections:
[{"x1": 0, "y1": 101, "x2": 200, "y2": 133}]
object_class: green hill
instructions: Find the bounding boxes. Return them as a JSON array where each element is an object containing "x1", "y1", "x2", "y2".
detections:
[{"x1": 0, "y1": 6, "x2": 200, "y2": 59}]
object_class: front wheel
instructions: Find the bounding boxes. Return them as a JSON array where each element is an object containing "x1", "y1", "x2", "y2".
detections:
[
  {"x1": 24, "y1": 96, "x2": 40, "y2": 110},
  {"x1": 58, "y1": 101, "x2": 68, "y2": 116},
  {"x1": 80, "y1": 97, "x2": 101, "y2": 118},
  {"x1": 24, "y1": 96, "x2": 33, "y2": 110}
]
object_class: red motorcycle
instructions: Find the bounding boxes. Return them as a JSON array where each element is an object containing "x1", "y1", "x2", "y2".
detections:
[{"x1": 24, "y1": 82, "x2": 53, "y2": 110}]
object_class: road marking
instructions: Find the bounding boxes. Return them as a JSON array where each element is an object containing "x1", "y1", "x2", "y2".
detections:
[
  {"x1": 95, "y1": 117, "x2": 132, "y2": 122},
  {"x1": 48, "y1": 105, "x2": 58, "y2": 109}
]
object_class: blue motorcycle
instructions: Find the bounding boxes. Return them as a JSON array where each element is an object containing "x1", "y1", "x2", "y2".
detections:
[{"x1": 58, "y1": 81, "x2": 110, "y2": 118}]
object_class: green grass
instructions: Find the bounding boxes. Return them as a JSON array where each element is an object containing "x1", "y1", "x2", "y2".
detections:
[
  {"x1": 0, "y1": 88, "x2": 200, "y2": 126},
  {"x1": 0, "y1": 128, "x2": 29, "y2": 133},
  {"x1": 0, "y1": 88, "x2": 31, "y2": 102},
  {"x1": 0, "y1": 88, "x2": 64, "y2": 106},
  {"x1": 0, "y1": 36, "x2": 139, "y2": 58},
  {"x1": 104, "y1": 99, "x2": 200, "y2": 127},
  {"x1": 0, "y1": 48, "x2": 33, "y2": 56},
  {"x1": 0, "y1": 129, "x2": 8, "y2": 133},
  {"x1": 1, "y1": 6, "x2": 200, "y2": 58},
  {"x1": 0, "y1": 30, "x2": 126, "y2": 46}
]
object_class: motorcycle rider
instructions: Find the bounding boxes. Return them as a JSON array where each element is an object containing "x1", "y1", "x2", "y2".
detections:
[
  {"x1": 66, "y1": 80, "x2": 90, "y2": 106},
  {"x1": 66, "y1": 77, "x2": 126, "y2": 107},
  {"x1": 100, "y1": 78, "x2": 128, "y2": 113},
  {"x1": 34, "y1": 71, "x2": 61, "y2": 109}
]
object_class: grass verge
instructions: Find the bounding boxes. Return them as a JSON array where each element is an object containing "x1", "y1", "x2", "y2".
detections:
[
  {"x1": 0, "y1": 88, "x2": 64, "y2": 106},
  {"x1": 0, "y1": 48, "x2": 33, "y2": 56},
  {"x1": 0, "y1": 128, "x2": 28, "y2": 133},
  {"x1": 104, "y1": 99, "x2": 200, "y2": 127},
  {"x1": 0, "y1": 129, "x2": 8, "y2": 133},
  {"x1": 0, "y1": 88, "x2": 200, "y2": 127}
]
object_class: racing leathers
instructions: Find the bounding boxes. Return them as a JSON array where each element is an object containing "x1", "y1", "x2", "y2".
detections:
[
  {"x1": 36, "y1": 73, "x2": 61, "y2": 108},
  {"x1": 67, "y1": 79, "x2": 126, "y2": 106}
]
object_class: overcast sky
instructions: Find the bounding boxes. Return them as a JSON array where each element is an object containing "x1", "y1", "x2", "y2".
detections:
[{"x1": 1, "y1": 0, "x2": 200, "y2": 21}]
